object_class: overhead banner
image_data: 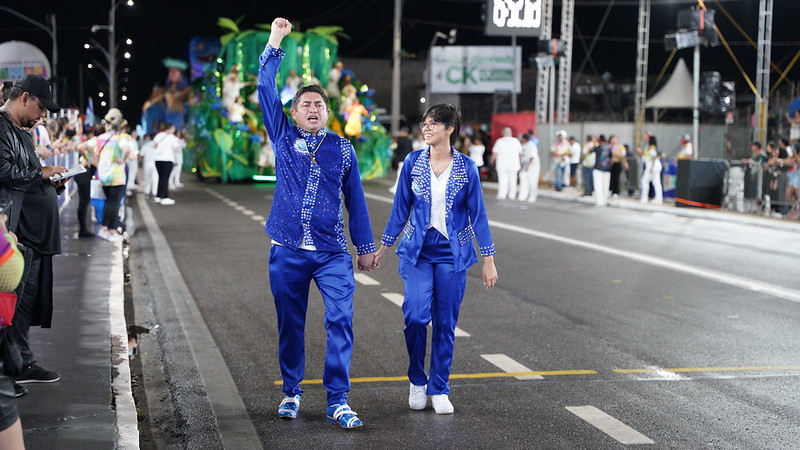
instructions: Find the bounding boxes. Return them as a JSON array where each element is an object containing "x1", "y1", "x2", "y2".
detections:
[
  {"x1": 485, "y1": 0, "x2": 542, "y2": 37},
  {"x1": 430, "y1": 46, "x2": 521, "y2": 94}
]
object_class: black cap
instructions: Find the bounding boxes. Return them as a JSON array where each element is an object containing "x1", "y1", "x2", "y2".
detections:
[{"x1": 14, "y1": 74, "x2": 60, "y2": 112}]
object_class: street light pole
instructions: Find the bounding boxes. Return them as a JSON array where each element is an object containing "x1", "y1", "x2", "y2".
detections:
[
  {"x1": 0, "y1": 7, "x2": 58, "y2": 96},
  {"x1": 109, "y1": 0, "x2": 117, "y2": 108}
]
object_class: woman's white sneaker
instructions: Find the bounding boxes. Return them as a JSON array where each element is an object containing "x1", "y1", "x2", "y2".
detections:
[
  {"x1": 431, "y1": 394, "x2": 454, "y2": 414},
  {"x1": 408, "y1": 383, "x2": 427, "y2": 410}
]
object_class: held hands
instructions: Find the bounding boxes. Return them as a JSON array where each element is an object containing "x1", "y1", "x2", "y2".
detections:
[
  {"x1": 370, "y1": 245, "x2": 389, "y2": 270},
  {"x1": 269, "y1": 18, "x2": 292, "y2": 48},
  {"x1": 356, "y1": 253, "x2": 374, "y2": 272}
]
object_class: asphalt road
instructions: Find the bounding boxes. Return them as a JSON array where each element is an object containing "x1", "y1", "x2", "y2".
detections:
[{"x1": 128, "y1": 177, "x2": 800, "y2": 449}]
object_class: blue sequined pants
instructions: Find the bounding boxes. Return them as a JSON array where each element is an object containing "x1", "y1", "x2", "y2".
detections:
[
  {"x1": 399, "y1": 229, "x2": 467, "y2": 395},
  {"x1": 269, "y1": 245, "x2": 355, "y2": 405}
]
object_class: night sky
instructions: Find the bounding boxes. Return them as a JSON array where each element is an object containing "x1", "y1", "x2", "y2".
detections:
[{"x1": 2, "y1": 0, "x2": 799, "y2": 123}]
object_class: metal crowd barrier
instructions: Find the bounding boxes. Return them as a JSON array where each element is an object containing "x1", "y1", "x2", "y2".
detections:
[{"x1": 725, "y1": 161, "x2": 799, "y2": 218}]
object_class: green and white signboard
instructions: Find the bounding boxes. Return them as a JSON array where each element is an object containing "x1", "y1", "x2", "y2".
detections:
[{"x1": 430, "y1": 46, "x2": 521, "y2": 94}]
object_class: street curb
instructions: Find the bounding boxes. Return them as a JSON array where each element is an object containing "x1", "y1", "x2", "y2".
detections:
[{"x1": 109, "y1": 239, "x2": 139, "y2": 449}]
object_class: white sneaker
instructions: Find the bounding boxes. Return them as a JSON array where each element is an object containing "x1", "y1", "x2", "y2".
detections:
[
  {"x1": 408, "y1": 384, "x2": 427, "y2": 411},
  {"x1": 106, "y1": 233, "x2": 123, "y2": 243},
  {"x1": 154, "y1": 197, "x2": 162, "y2": 203},
  {"x1": 175, "y1": 182, "x2": 184, "y2": 188},
  {"x1": 431, "y1": 394, "x2": 454, "y2": 414},
  {"x1": 160, "y1": 198, "x2": 176, "y2": 205},
  {"x1": 97, "y1": 228, "x2": 109, "y2": 240}
]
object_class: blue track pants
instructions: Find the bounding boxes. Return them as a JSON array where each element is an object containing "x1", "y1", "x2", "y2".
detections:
[{"x1": 269, "y1": 244, "x2": 355, "y2": 405}]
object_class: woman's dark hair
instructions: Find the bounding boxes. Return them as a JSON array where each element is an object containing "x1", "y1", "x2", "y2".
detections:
[
  {"x1": 423, "y1": 103, "x2": 461, "y2": 146},
  {"x1": 648, "y1": 135, "x2": 657, "y2": 147}
]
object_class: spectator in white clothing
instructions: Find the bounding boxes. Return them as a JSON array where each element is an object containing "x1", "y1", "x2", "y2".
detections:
[
  {"x1": 139, "y1": 134, "x2": 158, "y2": 198},
  {"x1": 151, "y1": 124, "x2": 182, "y2": 205},
  {"x1": 518, "y1": 133, "x2": 540, "y2": 202},
  {"x1": 491, "y1": 127, "x2": 522, "y2": 200},
  {"x1": 468, "y1": 137, "x2": 485, "y2": 168}
]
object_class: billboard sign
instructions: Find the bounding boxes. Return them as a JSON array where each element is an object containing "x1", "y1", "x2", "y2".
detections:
[
  {"x1": 485, "y1": 0, "x2": 542, "y2": 37},
  {"x1": 0, "y1": 41, "x2": 51, "y2": 83},
  {"x1": 430, "y1": 46, "x2": 521, "y2": 94}
]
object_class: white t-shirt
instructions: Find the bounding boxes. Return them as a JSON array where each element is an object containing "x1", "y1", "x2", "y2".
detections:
[
  {"x1": 152, "y1": 132, "x2": 182, "y2": 162},
  {"x1": 521, "y1": 141, "x2": 539, "y2": 168},
  {"x1": 429, "y1": 164, "x2": 451, "y2": 238},
  {"x1": 492, "y1": 136, "x2": 522, "y2": 171},
  {"x1": 468, "y1": 144, "x2": 485, "y2": 167},
  {"x1": 570, "y1": 142, "x2": 582, "y2": 164}
]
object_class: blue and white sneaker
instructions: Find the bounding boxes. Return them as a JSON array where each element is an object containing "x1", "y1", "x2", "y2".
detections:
[
  {"x1": 278, "y1": 395, "x2": 301, "y2": 419},
  {"x1": 326, "y1": 403, "x2": 363, "y2": 429}
]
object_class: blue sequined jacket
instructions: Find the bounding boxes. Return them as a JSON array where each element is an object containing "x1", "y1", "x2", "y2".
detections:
[
  {"x1": 258, "y1": 45, "x2": 375, "y2": 255},
  {"x1": 381, "y1": 148, "x2": 495, "y2": 272}
]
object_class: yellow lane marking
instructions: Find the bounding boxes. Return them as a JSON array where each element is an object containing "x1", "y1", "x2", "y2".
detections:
[
  {"x1": 273, "y1": 365, "x2": 800, "y2": 385},
  {"x1": 272, "y1": 370, "x2": 597, "y2": 385},
  {"x1": 613, "y1": 365, "x2": 800, "y2": 374}
]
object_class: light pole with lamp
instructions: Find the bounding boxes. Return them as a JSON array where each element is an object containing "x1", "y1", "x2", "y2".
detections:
[
  {"x1": 423, "y1": 29, "x2": 457, "y2": 111},
  {"x1": 87, "y1": 0, "x2": 134, "y2": 109},
  {"x1": 0, "y1": 7, "x2": 57, "y2": 99}
]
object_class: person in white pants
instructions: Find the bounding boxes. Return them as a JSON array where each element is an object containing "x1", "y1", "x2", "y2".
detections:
[
  {"x1": 491, "y1": 127, "x2": 522, "y2": 200},
  {"x1": 518, "y1": 133, "x2": 540, "y2": 202},
  {"x1": 640, "y1": 133, "x2": 663, "y2": 204},
  {"x1": 591, "y1": 135, "x2": 613, "y2": 207},
  {"x1": 169, "y1": 131, "x2": 186, "y2": 188},
  {"x1": 140, "y1": 135, "x2": 158, "y2": 198}
]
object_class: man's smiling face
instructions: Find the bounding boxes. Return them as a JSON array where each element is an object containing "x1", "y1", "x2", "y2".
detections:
[{"x1": 291, "y1": 92, "x2": 329, "y2": 134}]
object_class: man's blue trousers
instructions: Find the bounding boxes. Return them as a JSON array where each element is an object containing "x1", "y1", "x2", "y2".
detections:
[{"x1": 269, "y1": 244, "x2": 355, "y2": 405}]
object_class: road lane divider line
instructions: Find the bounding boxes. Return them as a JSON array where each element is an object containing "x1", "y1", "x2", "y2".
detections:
[
  {"x1": 366, "y1": 192, "x2": 800, "y2": 304},
  {"x1": 566, "y1": 405, "x2": 655, "y2": 445},
  {"x1": 481, "y1": 354, "x2": 545, "y2": 380},
  {"x1": 272, "y1": 369, "x2": 596, "y2": 385},
  {"x1": 380, "y1": 293, "x2": 471, "y2": 336},
  {"x1": 614, "y1": 365, "x2": 800, "y2": 374},
  {"x1": 354, "y1": 273, "x2": 380, "y2": 285}
]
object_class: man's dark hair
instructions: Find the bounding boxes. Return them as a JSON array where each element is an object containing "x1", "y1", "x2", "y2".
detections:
[
  {"x1": 292, "y1": 84, "x2": 329, "y2": 109},
  {"x1": 422, "y1": 103, "x2": 461, "y2": 146},
  {"x1": 752, "y1": 141, "x2": 762, "y2": 149}
]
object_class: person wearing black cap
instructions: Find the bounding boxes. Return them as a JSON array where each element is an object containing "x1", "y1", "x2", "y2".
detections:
[{"x1": 0, "y1": 75, "x2": 69, "y2": 397}]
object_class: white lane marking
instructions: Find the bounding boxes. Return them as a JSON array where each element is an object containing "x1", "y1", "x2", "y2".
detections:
[
  {"x1": 454, "y1": 327, "x2": 470, "y2": 337},
  {"x1": 382, "y1": 292, "x2": 404, "y2": 307},
  {"x1": 354, "y1": 273, "x2": 380, "y2": 285},
  {"x1": 380, "y1": 293, "x2": 470, "y2": 337},
  {"x1": 252, "y1": 215, "x2": 265, "y2": 222},
  {"x1": 480, "y1": 354, "x2": 544, "y2": 380},
  {"x1": 242, "y1": 209, "x2": 254, "y2": 216},
  {"x1": 566, "y1": 405, "x2": 655, "y2": 445},
  {"x1": 365, "y1": 192, "x2": 800, "y2": 304}
]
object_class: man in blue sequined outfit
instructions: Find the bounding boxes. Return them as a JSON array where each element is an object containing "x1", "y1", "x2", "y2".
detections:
[{"x1": 257, "y1": 17, "x2": 376, "y2": 429}]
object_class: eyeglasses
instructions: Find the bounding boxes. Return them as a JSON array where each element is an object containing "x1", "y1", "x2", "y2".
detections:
[{"x1": 419, "y1": 121, "x2": 444, "y2": 131}]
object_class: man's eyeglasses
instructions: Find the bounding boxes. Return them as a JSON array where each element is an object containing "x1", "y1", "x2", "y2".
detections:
[{"x1": 419, "y1": 121, "x2": 444, "y2": 131}]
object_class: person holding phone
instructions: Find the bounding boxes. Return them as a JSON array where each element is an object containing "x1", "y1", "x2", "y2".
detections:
[{"x1": 0, "y1": 75, "x2": 67, "y2": 399}]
